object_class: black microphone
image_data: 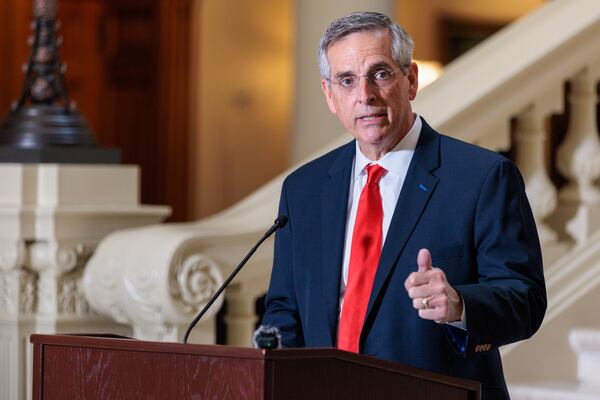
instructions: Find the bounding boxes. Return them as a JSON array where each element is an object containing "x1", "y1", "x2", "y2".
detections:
[{"x1": 182, "y1": 215, "x2": 288, "y2": 344}]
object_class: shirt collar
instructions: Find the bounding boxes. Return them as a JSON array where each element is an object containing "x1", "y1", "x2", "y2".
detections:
[{"x1": 354, "y1": 114, "x2": 422, "y2": 180}]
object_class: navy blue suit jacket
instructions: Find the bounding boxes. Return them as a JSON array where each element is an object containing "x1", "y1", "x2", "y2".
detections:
[{"x1": 263, "y1": 119, "x2": 546, "y2": 400}]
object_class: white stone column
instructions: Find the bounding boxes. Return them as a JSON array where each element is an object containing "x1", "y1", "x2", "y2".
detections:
[
  {"x1": 556, "y1": 68, "x2": 600, "y2": 244},
  {"x1": 292, "y1": 0, "x2": 395, "y2": 163}
]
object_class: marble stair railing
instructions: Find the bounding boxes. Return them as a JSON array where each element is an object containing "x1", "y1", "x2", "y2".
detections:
[
  {"x1": 83, "y1": 0, "x2": 600, "y2": 362},
  {"x1": 501, "y1": 86, "x2": 600, "y2": 391},
  {"x1": 489, "y1": 62, "x2": 600, "y2": 397}
]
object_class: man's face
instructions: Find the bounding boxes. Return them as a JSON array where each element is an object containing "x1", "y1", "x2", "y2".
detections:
[{"x1": 321, "y1": 29, "x2": 418, "y2": 159}]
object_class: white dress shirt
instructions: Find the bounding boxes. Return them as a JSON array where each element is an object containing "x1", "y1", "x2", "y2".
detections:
[
  {"x1": 338, "y1": 115, "x2": 466, "y2": 329},
  {"x1": 340, "y1": 115, "x2": 422, "y2": 304}
]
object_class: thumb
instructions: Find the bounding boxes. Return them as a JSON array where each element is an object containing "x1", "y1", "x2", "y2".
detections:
[{"x1": 417, "y1": 248, "x2": 432, "y2": 272}]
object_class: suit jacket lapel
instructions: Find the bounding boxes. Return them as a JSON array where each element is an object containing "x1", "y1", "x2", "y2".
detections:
[
  {"x1": 320, "y1": 142, "x2": 354, "y2": 346},
  {"x1": 363, "y1": 121, "x2": 441, "y2": 331}
]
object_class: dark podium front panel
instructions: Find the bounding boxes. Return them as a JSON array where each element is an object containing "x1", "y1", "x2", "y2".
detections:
[{"x1": 31, "y1": 334, "x2": 480, "y2": 399}]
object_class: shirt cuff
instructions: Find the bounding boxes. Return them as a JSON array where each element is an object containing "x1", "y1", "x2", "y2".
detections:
[{"x1": 446, "y1": 296, "x2": 467, "y2": 330}]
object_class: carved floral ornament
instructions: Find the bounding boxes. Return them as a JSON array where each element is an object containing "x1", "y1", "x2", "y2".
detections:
[
  {"x1": 29, "y1": 242, "x2": 93, "y2": 274},
  {"x1": 170, "y1": 253, "x2": 223, "y2": 315},
  {"x1": 0, "y1": 240, "x2": 26, "y2": 271}
]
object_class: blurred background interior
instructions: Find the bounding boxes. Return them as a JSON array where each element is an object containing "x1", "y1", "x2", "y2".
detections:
[
  {"x1": 0, "y1": 0, "x2": 545, "y2": 221},
  {"x1": 2, "y1": 1, "x2": 600, "y2": 399}
]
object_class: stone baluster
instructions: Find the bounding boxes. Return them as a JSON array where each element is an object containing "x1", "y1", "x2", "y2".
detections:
[
  {"x1": 556, "y1": 68, "x2": 600, "y2": 244},
  {"x1": 514, "y1": 105, "x2": 558, "y2": 244},
  {"x1": 224, "y1": 284, "x2": 259, "y2": 346},
  {"x1": 514, "y1": 102, "x2": 570, "y2": 264}
]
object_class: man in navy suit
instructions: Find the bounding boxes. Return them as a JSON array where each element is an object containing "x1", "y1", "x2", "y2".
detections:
[{"x1": 262, "y1": 11, "x2": 546, "y2": 400}]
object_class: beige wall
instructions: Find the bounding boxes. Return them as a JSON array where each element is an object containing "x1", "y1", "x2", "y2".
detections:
[
  {"x1": 191, "y1": 0, "x2": 293, "y2": 219},
  {"x1": 396, "y1": 0, "x2": 544, "y2": 61}
]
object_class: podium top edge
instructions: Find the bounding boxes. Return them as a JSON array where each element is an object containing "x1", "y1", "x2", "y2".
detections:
[
  {"x1": 30, "y1": 334, "x2": 266, "y2": 360},
  {"x1": 30, "y1": 334, "x2": 480, "y2": 392}
]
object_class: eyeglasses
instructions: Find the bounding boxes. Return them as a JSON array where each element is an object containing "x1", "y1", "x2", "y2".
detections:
[{"x1": 327, "y1": 65, "x2": 408, "y2": 93}]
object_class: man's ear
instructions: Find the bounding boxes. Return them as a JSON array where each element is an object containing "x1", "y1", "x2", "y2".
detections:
[
  {"x1": 407, "y1": 62, "x2": 419, "y2": 101},
  {"x1": 321, "y1": 79, "x2": 337, "y2": 114}
]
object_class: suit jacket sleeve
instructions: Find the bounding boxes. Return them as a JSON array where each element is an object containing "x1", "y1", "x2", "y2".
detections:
[
  {"x1": 451, "y1": 158, "x2": 547, "y2": 351},
  {"x1": 262, "y1": 178, "x2": 305, "y2": 347}
]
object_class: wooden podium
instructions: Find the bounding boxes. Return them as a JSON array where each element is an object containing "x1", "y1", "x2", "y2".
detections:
[{"x1": 31, "y1": 334, "x2": 480, "y2": 399}]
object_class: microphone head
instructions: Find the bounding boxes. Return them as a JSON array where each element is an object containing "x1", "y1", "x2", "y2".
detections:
[
  {"x1": 253, "y1": 325, "x2": 282, "y2": 349},
  {"x1": 274, "y1": 215, "x2": 288, "y2": 229}
]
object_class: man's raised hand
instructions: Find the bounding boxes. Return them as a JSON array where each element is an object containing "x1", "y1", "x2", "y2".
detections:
[{"x1": 404, "y1": 248, "x2": 463, "y2": 324}]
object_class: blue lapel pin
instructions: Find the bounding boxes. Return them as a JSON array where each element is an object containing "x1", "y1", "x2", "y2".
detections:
[{"x1": 419, "y1": 184, "x2": 428, "y2": 192}]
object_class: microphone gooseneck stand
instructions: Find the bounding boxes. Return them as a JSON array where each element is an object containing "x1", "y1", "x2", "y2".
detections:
[{"x1": 182, "y1": 216, "x2": 288, "y2": 344}]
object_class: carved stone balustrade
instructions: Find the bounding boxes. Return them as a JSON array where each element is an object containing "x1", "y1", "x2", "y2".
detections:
[{"x1": 0, "y1": 164, "x2": 169, "y2": 400}]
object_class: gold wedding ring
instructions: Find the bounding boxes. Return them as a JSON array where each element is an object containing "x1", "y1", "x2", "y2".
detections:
[{"x1": 422, "y1": 297, "x2": 430, "y2": 310}]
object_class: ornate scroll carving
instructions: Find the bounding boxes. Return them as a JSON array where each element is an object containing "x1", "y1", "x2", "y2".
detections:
[
  {"x1": 170, "y1": 253, "x2": 223, "y2": 315},
  {"x1": 84, "y1": 230, "x2": 225, "y2": 341}
]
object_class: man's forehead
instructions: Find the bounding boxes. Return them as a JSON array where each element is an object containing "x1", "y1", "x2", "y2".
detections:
[{"x1": 327, "y1": 30, "x2": 394, "y2": 74}]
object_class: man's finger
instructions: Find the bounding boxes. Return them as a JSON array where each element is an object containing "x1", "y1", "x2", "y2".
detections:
[{"x1": 417, "y1": 248, "x2": 432, "y2": 272}]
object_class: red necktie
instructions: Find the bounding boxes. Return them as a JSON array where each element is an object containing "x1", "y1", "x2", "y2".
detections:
[{"x1": 338, "y1": 164, "x2": 386, "y2": 353}]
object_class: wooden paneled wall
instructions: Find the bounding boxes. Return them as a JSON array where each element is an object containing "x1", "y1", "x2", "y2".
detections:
[{"x1": 0, "y1": 0, "x2": 193, "y2": 221}]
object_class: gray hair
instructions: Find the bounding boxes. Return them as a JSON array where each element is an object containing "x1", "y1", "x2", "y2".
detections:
[{"x1": 318, "y1": 11, "x2": 414, "y2": 80}]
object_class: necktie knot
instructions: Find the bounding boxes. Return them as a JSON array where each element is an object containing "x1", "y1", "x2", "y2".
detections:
[{"x1": 366, "y1": 164, "x2": 386, "y2": 186}]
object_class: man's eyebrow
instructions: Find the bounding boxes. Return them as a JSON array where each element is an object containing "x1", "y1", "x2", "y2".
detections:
[
  {"x1": 332, "y1": 61, "x2": 395, "y2": 79},
  {"x1": 368, "y1": 61, "x2": 394, "y2": 71},
  {"x1": 333, "y1": 70, "x2": 355, "y2": 79}
]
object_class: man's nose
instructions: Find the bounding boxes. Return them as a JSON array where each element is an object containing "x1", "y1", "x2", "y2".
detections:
[{"x1": 356, "y1": 76, "x2": 377, "y2": 104}]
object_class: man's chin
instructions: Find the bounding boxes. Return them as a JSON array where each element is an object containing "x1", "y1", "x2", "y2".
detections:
[{"x1": 355, "y1": 127, "x2": 388, "y2": 142}]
